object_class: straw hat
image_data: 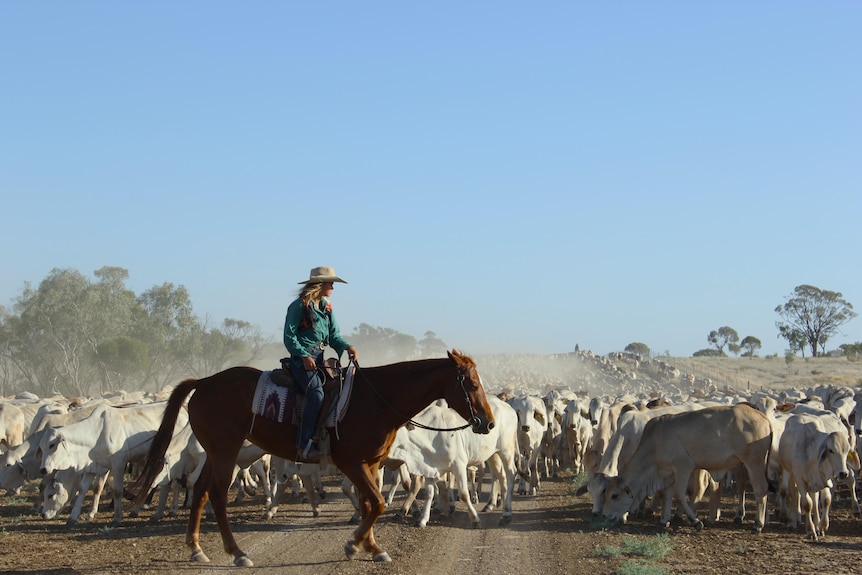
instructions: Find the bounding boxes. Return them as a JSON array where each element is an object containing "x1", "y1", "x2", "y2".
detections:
[{"x1": 298, "y1": 266, "x2": 348, "y2": 284}]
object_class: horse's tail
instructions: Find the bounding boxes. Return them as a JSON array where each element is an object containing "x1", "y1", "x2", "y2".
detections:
[{"x1": 130, "y1": 378, "x2": 199, "y2": 506}]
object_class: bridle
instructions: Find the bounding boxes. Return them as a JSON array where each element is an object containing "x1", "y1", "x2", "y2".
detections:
[{"x1": 354, "y1": 362, "x2": 481, "y2": 432}]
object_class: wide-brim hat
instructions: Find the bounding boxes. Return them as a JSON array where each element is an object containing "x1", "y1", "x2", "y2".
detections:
[{"x1": 298, "y1": 266, "x2": 348, "y2": 284}]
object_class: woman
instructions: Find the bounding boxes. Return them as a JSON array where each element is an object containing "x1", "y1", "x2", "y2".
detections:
[{"x1": 283, "y1": 266, "x2": 358, "y2": 462}]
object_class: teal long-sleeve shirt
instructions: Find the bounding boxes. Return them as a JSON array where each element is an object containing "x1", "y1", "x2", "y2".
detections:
[{"x1": 283, "y1": 297, "x2": 352, "y2": 359}]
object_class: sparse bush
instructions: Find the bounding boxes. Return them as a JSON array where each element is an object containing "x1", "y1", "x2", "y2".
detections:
[
  {"x1": 693, "y1": 348, "x2": 724, "y2": 357},
  {"x1": 619, "y1": 534, "x2": 673, "y2": 559}
]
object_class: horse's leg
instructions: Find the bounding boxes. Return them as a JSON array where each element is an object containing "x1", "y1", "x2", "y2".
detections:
[
  {"x1": 186, "y1": 461, "x2": 212, "y2": 563},
  {"x1": 342, "y1": 463, "x2": 391, "y2": 562},
  {"x1": 207, "y1": 452, "x2": 254, "y2": 567}
]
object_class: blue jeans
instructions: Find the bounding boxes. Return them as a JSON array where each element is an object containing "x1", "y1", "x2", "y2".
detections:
[{"x1": 289, "y1": 351, "x2": 324, "y2": 450}]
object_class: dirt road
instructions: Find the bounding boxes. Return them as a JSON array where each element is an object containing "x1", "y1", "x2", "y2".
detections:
[{"x1": 3, "y1": 470, "x2": 862, "y2": 575}]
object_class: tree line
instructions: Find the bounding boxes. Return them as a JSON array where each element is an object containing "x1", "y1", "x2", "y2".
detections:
[
  {"x1": 0, "y1": 266, "x2": 449, "y2": 398},
  {"x1": 2, "y1": 270, "x2": 857, "y2": 398},
  {"x1": 625, "y1": 285, "x2": 858, "y2": 360}
]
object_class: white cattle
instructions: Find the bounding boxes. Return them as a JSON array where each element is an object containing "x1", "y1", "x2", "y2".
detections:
[
  {"x1": 136, "y1": 420, "x2": 205, "y2": 523},
  {"x1": 602, "y1": 404, "x2": 773, "y2": 533},
  {"x1": 508, "y1": 394, "x2": 548, "y2": 496},
  {"x1": 777, "y1": 411, "x2": 860, "y2": 540},
  {"x1": 41, "y1": 467, "x2": 110, "y2": 521},
  {"x1": 0, "y1": 428, "x2": 49, "y2": 494},
  {"x1": 581, "y1": 401, "x2": 721, "y2": 517},
  {"x1": 265, "y1": 458, "x2": 331, "y2": 520},
  {"x1": 561, "y1": 399, "x2": 592, "y2": 475},
  {"x1": 38, "y1": 401, "x2": 188, "y2": 524},
  {"x1": 541, "y1": 390, "x2": 573, "y2": 475},
  {"x1": 0, "y1": 402, "x2": 27, "y2": 451},
  {"x1": 388, "y1": 396, "x2": 518, "y2": 527},
  {"x1": 578, "y1": 398, "x2": 637, "y2": 513},
  {"x1": 29, "y1": 400, "x2": 106, "y2": 435}
]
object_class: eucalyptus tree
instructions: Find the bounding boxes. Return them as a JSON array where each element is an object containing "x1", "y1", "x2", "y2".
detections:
[
  {"x1": 348, "y1": 323, "x2": 418, "y2": 365},
  {"x1": 740, "y1": 335, "x2": 762, "y2": 357},
  {"x1": 418, "y1": 331, "x2": 448, "y2": 359},
  {"x1": 195, "y1": 317, "x2": 267, "y2": 376},
  {"x1": 707, "y1": 326, "x2": 739, "y2": 355},
  {"x1": 135, "y1": 282, "x2": 203, "y2": 390},
  {"x1": 775, "y1": 285, "x2": 857, "y2": 357}
]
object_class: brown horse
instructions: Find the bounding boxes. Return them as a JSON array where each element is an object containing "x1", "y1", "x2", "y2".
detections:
[{"x1": 132, "y1": 349, "x2": 495, "y2": 567}]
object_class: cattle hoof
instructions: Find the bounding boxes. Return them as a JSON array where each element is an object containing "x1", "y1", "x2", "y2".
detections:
[
  {"x1": 313, "y1": 510, "x2": 320, "y2": 518},
  {"x1": 344, "y1": 541, "x2": 360, "y2": 560},
  {"x1": 752, "y1": 526, "x2": 763, "y2": 535},
  {"x1": 734, "y1": 516, "x2": 743, "y2": 525},
  {"x1": 694, "y1": 520, "x2": 704, "y2": 531},
  {"x1": 373, "y1": 552, "x2": 392, "y2": 562},
  {"x1": 190, "y1": 551, "x2": 210, "y2": 563},
  {"x1": 499, "y1": 515, "x2": 512, "y2": 527}
]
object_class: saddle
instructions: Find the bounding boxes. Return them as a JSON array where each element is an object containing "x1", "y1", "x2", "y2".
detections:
[{"x1": 270, "y1": 357, "x2": 344, "y2": 421}]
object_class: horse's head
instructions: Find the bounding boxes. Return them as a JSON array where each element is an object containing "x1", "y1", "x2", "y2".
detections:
[{"x1": 447, "y1": 349, "x2": 495, "y2": 434}]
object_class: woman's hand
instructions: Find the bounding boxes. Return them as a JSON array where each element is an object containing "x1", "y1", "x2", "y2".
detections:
[
  {"x1": 302, "y1": 356, "x2": 316, "y2": 371},
  {"x1": 347, "y1": 346, "x2": 358, "y2": 363}
]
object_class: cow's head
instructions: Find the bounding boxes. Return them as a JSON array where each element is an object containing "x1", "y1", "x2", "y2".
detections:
[{"x1": 602, "y1": 476, "x2": 636, "y2": 524}]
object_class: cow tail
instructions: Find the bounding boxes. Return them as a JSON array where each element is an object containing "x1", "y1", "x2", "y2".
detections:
[{"x1": 130, "y1": 378, "x2": 199, "y2": 506}]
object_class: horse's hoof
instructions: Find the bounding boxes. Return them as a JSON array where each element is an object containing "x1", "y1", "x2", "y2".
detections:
[
  {"x1": 234, "y1": 554, "x2": 254, "y2": 567},
  {"x1": 373, "y1": 552, "x2": 392, "y2": 562},
  {"x1": 499, "y1": 515, "x2": 513, "y2": 527},
  {"x1": 190, "y1": 551, "x2": 210, "y2": 563},
  {"x1": 344, "y1": 541, "x2": 360, "y2": 560}
]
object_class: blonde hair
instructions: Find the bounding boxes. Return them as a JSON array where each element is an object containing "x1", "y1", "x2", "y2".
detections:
[{"x1": 298, "y1": 283, "x2": 324, "y2": 307}]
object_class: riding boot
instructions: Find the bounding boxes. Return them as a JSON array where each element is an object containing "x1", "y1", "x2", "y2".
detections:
[{"x1": 298, "y1": 438, "x2": 321, "y2": 462}]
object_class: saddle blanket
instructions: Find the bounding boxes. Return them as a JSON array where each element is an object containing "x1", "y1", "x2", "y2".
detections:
[{"x1": 251, "y1": 372, "x2": 292, "y2": 423}]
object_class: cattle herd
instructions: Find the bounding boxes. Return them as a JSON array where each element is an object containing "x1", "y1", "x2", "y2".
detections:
[{"x1": 1, "y1": 349, "x2": 861, "y2": 549}]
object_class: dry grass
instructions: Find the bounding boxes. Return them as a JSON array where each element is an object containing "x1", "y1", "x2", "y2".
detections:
[{"x1": 667, "y1": 355, "x2": 862, "y2": 394}]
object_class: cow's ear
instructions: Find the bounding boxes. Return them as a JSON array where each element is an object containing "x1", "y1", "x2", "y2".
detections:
[
  {"x1": 574, "y1": 483, "x2": 589, "y2": 496},
  {"x1": 777, "y1": 403, "x2": 795, "y2": 413},
  {"x1": 848, "y1": 451, "x2": 861, "y2": 471}
]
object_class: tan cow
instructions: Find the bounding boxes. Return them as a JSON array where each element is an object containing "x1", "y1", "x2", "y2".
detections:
[{"x1": 602, "y1": 403, "x2": 773, "y2": 533}]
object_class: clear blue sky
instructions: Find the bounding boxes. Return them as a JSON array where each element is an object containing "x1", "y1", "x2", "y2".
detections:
[{"x1": 2, "y1": 2, "x2": 860, "y2": 358}]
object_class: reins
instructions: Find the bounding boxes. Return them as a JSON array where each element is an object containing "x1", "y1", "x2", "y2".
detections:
[{"x1": 352, "y1": 361, "x2": 478, "y2": 432}]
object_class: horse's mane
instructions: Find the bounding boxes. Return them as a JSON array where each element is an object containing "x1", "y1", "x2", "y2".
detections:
[{"x1": 448, "y1": 348, "x2": 476, "y2": 371}]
